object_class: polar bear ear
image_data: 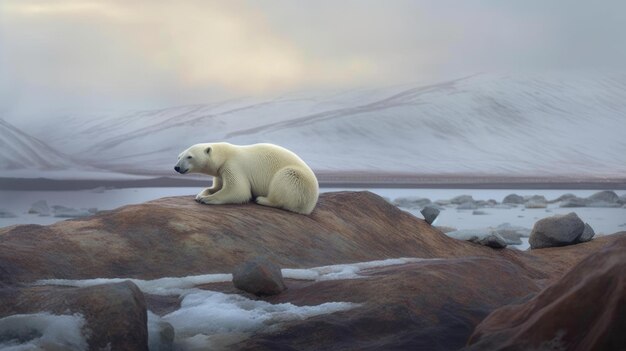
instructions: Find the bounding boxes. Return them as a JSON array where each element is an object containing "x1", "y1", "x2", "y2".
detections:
[{"x1": 205, "y1": 146, "x2": 212, "y2": 155}]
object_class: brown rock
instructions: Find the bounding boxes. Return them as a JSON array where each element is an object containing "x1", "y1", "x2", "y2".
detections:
[
  {"x1": 234, "y1": 257, "x2": 540, "y2": 351},
  {"x1": 233, "y1": 257, "x2": 286, "y2": 296},
  {"x1": 0, "y1": 192, "x2": 495, "y2": 284},
  {"x1": 0, "y1": 281, "x2": 148, "y2": 351},
  {"x1": 466, "y1": 236, "x2": 626, "y2": 351}
]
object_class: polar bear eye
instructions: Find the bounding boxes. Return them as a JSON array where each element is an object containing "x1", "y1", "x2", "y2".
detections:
[{"x1": 186, "y1": 156, "x2": 192, "y2": 159}]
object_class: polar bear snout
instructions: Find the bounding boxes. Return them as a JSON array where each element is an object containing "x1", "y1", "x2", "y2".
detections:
[{"x1": 174, "y1": 166, "x2": 188, "y2": 174}]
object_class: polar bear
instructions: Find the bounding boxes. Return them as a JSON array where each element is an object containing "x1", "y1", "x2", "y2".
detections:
[{"x1": 174, "y1": 142, "x2": 319, "y2": 214}]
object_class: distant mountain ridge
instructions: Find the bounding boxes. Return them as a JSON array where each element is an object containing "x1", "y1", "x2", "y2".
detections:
[
  {"x1": 0, "y1": 118, "x2": 76, "y2": 170},
  {"x1": 5, "y1": 73, "x2": 626, "y2": 178}
]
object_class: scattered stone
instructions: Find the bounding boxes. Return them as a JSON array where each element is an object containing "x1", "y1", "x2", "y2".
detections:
[
  {"x1": 524, "y1": 201, "x2": 547, "y2": 209},
  {"x1": 0, "y1": 209, "x2": 17, "y2": 218},
  {"x1": 91, "y1": 186, "x2": 107, "y2": 193},
  {"x1": 393, "y1": 196, "x2": 431, "y2": 209},
  {"x1": 551, "y1": 193, "x2": 577, "y2": 203},
  {"x1": 529, "y1": 212, "x2": 585, "y2": 249},
  {"x1": 446, "y1": 230, "x2": 507, "y2": 248},
  {"x1": 502, "y1": 194, "x2": 524, "y2": 204},
  {"x1": 450, "y1": 195, "x2": 474, "y2": 205},
  {"x1": 468, "y1": 233, "x2": 507, "y2": 249},
  {"x1": 52, "y1": 205, "x2": 93, "y2": 218},
  {"x1": 28, "y1": 200, "x2": 50, "y2": 216},
  {"x1": 559, "y1": 197, "x2": 588, "y2": 208},
  {"x1": 420, "y1": 206, "x2": 440, "y2": 225},
  {"x1": 524, "y1": 195, "x2": 548, "y2": 208},
  {"x1": 472, "y1": 210, "x2": 488, "y2": 215},
  {"x1": 233, "y1": 257, "x2": 286, "y2": 296},
  {"x1": 587, "y1": 190, "x2": 619, "y2": 204},
  {"x1": 457, "y1": 202, "x2": 478, "y2": 210},
  {"x1": 579, "y1": 223, "x2": 595, "y2": 242}
]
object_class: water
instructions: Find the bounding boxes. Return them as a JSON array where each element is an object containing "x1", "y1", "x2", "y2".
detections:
[{"x1": 1, "y1": 188, "x2": 625, "y2": 239}]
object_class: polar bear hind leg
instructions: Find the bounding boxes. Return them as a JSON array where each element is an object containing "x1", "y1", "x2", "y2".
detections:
[{"x1": 256, "y1": 167, "x2": 318, "y2": 214}]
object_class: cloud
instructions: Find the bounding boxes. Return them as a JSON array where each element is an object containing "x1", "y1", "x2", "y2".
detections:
[{"x1": 1, "y1": 0, "x2": 625, "y2": 116}]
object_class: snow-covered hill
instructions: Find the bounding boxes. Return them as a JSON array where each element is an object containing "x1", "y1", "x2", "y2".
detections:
[
  {"x1": 10, "y1": 73, "x2": 626, "y2": 177},
  {"x1": 0, "y1": 118, "x2": 77, "y2": 170}
]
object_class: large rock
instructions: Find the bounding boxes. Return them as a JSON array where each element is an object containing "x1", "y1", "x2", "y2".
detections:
[
  {"x1": 529, "y1": 212, "x2": 585, "y2": 249},
  {"x1": 0, "y1": 281, "x2": 148, "y2": 351},
  {"x1": 0, "y1": 192, "x2": 493, "y2": 284},
  {"x1": 236, "y1": 257, "x2": 540, "y2": 351},
  {"x1": 233, "y1": 257, "x2": 286, "y2": 296},
  {"x1": 467, "y1": 237, "x2": 626, "y2": 351},
  {"x1": 502, "y1": 194, "x2": 524, "y2": 204}
]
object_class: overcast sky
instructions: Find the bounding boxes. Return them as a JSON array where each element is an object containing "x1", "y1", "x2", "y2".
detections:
[{"x1": 1, "y1": 0, "x2": 625, "y2": 116}]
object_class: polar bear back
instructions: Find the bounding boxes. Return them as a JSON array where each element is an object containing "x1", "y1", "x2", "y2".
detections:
[{"x1": 231, "y1": 143, "x2": 316, "y2": 197}]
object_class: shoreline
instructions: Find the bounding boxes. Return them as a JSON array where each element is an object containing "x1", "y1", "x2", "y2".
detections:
[{"x1": 2, "y1": 173, "x2": 626, "y2": 190}]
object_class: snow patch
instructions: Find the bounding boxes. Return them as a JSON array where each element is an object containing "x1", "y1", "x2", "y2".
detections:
[
  {"x1": 0, "y1": 313, "x2": 87, "y2": 351},
  {"x1": 157, "y1": 290, "x2": 357, "y2": 351},
  {"x1": 282, "y1": 257, "x2": 429, "y2": 281},
  {"x1": 36, "y1": 274, "x2": 233, "y2": 296}
]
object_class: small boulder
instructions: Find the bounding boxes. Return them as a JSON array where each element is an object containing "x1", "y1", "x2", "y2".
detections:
[
  {"x1": 392, "y1": 196, "x2": 431, "y2": 209},
  {"x1": 420, "y1": 206, "x2": 440, "y2": 225},
  {"x1": 587, "y1": 190, "x2": 619, "y2": 204},
  {"x1": 233, "y1": 257, "x2": 286, "y2": 296},
  {"x1": 502, "y1": 194, "x2": 524, "y2": 204},
  {"x1": 0, "y1": 209, "x2": 17, "y2": 218},
  {"x1": 524, "y1": 201, "x2": 547, "y2": 209},
  {"x1": 28, "y1": 200, "x2": 50, "y2": 216},
  {"x1": 552, "y1": 193, "x2": 577, "y2": 203},
  {"x1": 457, "y1": 202, "x2": 478, "y2": 210},
  {"x1": 529, "y1": 212, "x2": 585, "y2": 249},
  {"x1": 468, "y1": 233, "x2": 507, "y2": 249},
  {"x1": 579, "y1": 223, "x2": 595, "y2": 242},
  {"x1": 559, "y1": 197, "x2": 588, "y2": 208},
  {"x1": 446, "y1": 229, "x2": 507, "y2": 248},
  {"x1": 450, "y1": 195, "x2": 474, "y2": 205}
]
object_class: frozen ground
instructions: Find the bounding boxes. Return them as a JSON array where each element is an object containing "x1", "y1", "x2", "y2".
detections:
[
  {"x1": 1, "y1": 187, "x2": 625, "y2": 250},
  {"x1": 35, "y1": 259, "x2": 429, "y2": 350}
]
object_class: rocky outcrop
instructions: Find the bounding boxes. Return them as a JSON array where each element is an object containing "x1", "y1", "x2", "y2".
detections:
[
  {"x1": 236, "y1": 257, "x2": 540, "y2": 351},
  {"x1": 0, "y1": 192, "x2": 492, "y2": 284},
  {"x1": 466, "y1": 236, "x2": 626, "y2": 351},
  {"x1": 232, "y1": 257, "x2": 286, "y2": 296},
  {"x1": 529, "y1": 212, "x2": 585, "y2": 249},
  {"x1": 0, "y1": 281, "x2": 148, "y2": 351},
  {"x1": 1, "y1": 191, "x2": 624, "y2": 351}
]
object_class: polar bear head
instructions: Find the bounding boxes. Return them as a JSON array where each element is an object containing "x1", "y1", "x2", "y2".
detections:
[{"x1": 174, "y1": 143, "x2": 228, "y2": 176}]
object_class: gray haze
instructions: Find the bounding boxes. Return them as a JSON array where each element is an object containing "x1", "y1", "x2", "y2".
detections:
[{"x1": 1, "y1": 0, "x2": 626, "y2": 121}]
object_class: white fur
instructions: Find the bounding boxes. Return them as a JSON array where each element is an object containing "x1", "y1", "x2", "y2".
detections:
[{"x1": 175, "y1": 142, "x2": 319, "y2": 214}]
